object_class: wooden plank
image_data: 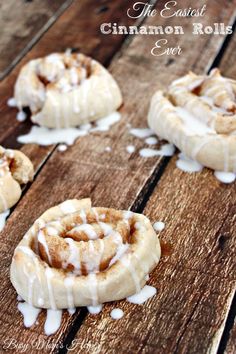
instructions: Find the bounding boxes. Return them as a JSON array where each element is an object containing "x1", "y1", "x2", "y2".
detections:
[
  {"x1": 217, "y1": 23, "x2": 236, "y2": 79},
  {"x1": 0, "y1": 1, "x2": 150, "y2": 353},
  {"x1": 0, "y1": 1, "x2": 235, "y2": 353},
  {"x1": 67, "y1": 11, "x2": 236, "y2": 354},
  {"x1": 0, "y1": 0, "x2": 73, "y2": 80}
]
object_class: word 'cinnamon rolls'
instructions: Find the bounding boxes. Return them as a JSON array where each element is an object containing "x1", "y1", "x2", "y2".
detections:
[
  {"x1": 148, "y1": 69, "x2": 236, "y2": 172},
  {"x1": 14, "y1": 52, "x2": 122, "y2": 128},
  {"x1": 0, "y1": 146, "x2": 33, "y2": 213},
  {"x1": 10, "y1": 199, "x2": 160, "y2": 309}
]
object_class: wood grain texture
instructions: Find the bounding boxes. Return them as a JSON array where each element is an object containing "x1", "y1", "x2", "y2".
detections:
[
  {"x1": 0, "y1": 1, "x2": 149, "y2": 353},
  {"x1": 0, "y1": 0, "x2": 72, "y2": 80},
  {"x1": 0, "y1": 0, "x2": 235, "y2": 353},
  {"x1": 217, "y1": 24, "x2": 236, "y2": 79}
]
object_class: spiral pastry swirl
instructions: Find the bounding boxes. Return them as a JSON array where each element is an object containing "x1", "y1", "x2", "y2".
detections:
[
  {"x1": 14, "y1": 52, "x2": 122, "y2": 128},
  {"x1": 10, "y1": 199, "x2": 161, "y2": 309},
  {"x1": 0, "y1": 146, "x2": 33, "y2": 213},
  {"x1": 148, "y1": 69, "x2": 236, "y2": 172}
]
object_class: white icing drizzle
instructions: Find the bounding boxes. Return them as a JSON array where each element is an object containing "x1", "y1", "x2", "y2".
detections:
[
  {"x1": 92, "y1": 207, "x2": 100, "y2": 222},
  {"x1": 175, "y1": 107, "x2": 215, "y2": 136},
  {"x1": 0, "y1": 209, "x2": 10, "y2": 231},
  {"x1": 44, "y1": 309, "x2": 62, "y2": 336},
  {"x1": 175, "y1": 153, "x2": 236, "y2": 184},
  {"x1": 17, "y1": 126, "x2": 87, "y2": 146},
  {"x1": 7, "y1": 97, "x2": 17, "y2": 107},
  {"x1": 38, "y1": 231, "x2": 52, "y2": 264},
  {"x1": 214, "y1": 171, "x2": 236, "y2": 184},
  {"x1": 126, "y1": 145, "x2": 135, "y2": 154},
  {"x1": 139, "y1": 144, "x2": 175, "y2": 158},
  {"x1": 45, "y1": 268, "x2": 56, "y2": 310},
  {"x1": 176, "y1": 153, "x2": 203, "y2": 173},
  {"x1": 123, "y1": 210, "x2": 133, "y2": 219},
  {"x1": 120, "y1": 258, "x2": 141, "y2": 293},
  {"x1": 79, "y1": 209, "x2": 87, "y2": 223},
  {"x1": 110, "y1": 308, "x2": 124, "y2": 320},
  {"x1": 27, "y1": 274, "x2": 36, "y2": 305},
  {"x1": 18, "y1": 302, "x2": 41, "y2": 327},
  {"x1": 88, "y1": 273, "x2": 98, "y2": 306},
  {"x1": 153, "y1": 221, "x2": 165, "y2": 232},
  {"x1": 105, "y1": 146, "x2": 111, "y2": 152},
  {"x1": 73, "y1": 224, "x2": 98, "y2": 239},
  {"x1": 130, "y1": 128, "x2": 154, "y2": 139},
  {"x1": 127, "y1": 285, "x2": 157, "y2": 304},
  {"x1": 109, "y1": 243, "x2": 129, "y2": 267},
  {"x1": 65, "y1": 238, "x2": 81, "y2": 274},
  {"x1": 145, "y1": 137, "x2": 158, "y2": 145},
  {"x1": 60, "y1": 200, "x2": 77, "y2": 214},
  {"x1": 0, "y1": 189, "x2": 8, "y2": 212},
  {"x1": 91, "y1": 112, "x2": 121, "y2": 132},
  {"x1": 68, "y1": 308, "x2": 76, "y2": 315},
  {"x1": 87, "y1": 304, "x2": 103, "y2": 314},
  {"x1": 99, "y1": 222, "x2": 112, "y2": 236},
  {"x1": 17, "y1": 112, "x2": 120, "y2": 147},
  {"x1": 57, "y1": 144, "x2": 68, "y2": 152},
  {"x1": 64, "y1": 276, "x2": 75, "y2": 310},
  {"x1": 16, "y1": 111, "x2": 27, "y2": 122}
]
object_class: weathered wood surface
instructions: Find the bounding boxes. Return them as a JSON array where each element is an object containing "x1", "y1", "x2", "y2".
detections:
[
  {"x1": 0, "y1": 0, "x2": 151, "y2": 353},
  {"x1": 218, "y1": 25, "x2": 236, "y2": 79},
  {"x1": 215, "y1": 25, "x2": 236, "y2": 354},
  {"x1": 0, "y1": 0, "x2": 235, "y2": 353},
  {"x1": 0, "y1": 0, "x2": 73, "y2": 80}
]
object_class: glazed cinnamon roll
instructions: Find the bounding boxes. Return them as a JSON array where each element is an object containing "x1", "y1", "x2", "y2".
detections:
[
  {"x1": 148, "y1": 69, "x2": 236, "y2": 172},
  {"x1": 0, "y1": 146, "x2": 33, "y2": 212},
  {"x1": 14, "y1": 52, "x2": 122, "y2": 128},
  {"x1": 10, "y1": 199, "x2": 161, "y2": 309}
]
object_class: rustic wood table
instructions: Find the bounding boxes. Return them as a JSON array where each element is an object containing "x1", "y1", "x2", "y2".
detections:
[{"x1": 0, "y1": 0, "x2": 236, "y2": 353}]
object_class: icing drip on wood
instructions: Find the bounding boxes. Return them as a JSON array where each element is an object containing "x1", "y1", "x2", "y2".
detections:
[
  {"x1": 110, "y1": 308, "x2": 124, "y2": 320},
  {"x1": 0, "y1": 209, "x2": 10, "y2": 231},
  {"x1": 17, "y1": 112, "x2": 121, "y2": 147},
  {"x1": 126, "y1": 285, "x2": 157, "y2": 304},
  {"x1": 176, "y1": 153, "x2": 203, "y2": 173},
  {"x1": 153, "y1": 221, "x2": 165, "y2": 232}
]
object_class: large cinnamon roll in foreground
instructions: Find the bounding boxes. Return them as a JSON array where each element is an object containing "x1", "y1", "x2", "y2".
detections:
[
  {"x1": 10, "y1": 199, "x2": 161, "y2": 309},
  {"x1": 148, "y1": 69, "x2": 236, "y2": 172},
  {"x1": 14, "y1": 53, "x2": 122, "y2": 128},
  {"x1": 0, "y1": 146, "x2": 33, "y2": 213}
]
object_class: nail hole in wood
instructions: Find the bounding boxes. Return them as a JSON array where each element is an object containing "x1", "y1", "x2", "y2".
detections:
[
  {"x1": 218, "y1": 234, "x2": 230, "y2": 251},
  {"x1": 96, "y1": 5, "x2": 109, "y2": 14},
  {"x1": 166, "y1": 58, "x2": 175, "y2": 66}
]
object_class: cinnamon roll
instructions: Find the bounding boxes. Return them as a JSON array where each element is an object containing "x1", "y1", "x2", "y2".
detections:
[
  {"x1": 10, "y1": 199, "x2": 161, "y2": 309},
  {"x1": 148, "y1": 69, "x2": 236, "y2": 172},
  {"x1": 0, "y1": 146, "x2": 33, "y2": 212},
  {"x1": 14, "y1": 52, "x2": 122, "y2": 128}
]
